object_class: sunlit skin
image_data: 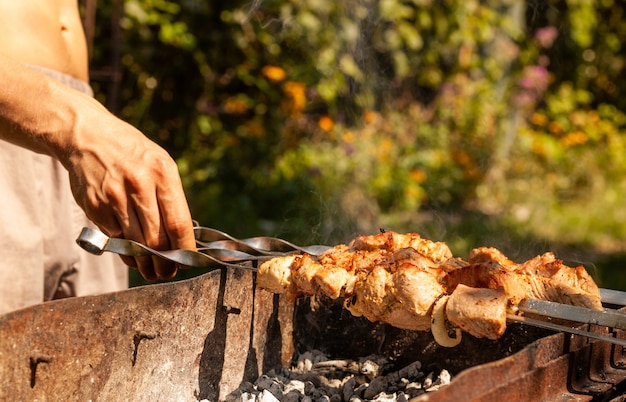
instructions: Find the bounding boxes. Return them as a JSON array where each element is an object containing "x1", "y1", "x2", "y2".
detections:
[{"x1": 0, "y1": 0, "x2": 197, "y2": 280}]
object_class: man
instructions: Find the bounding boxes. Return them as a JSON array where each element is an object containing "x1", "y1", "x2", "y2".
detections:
[{"x1": 0, "y1": 0, "x2": 197, "y2": 314}]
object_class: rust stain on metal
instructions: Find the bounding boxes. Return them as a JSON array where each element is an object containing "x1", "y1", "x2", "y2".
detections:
[
  {"x1": 412, "y1": 321, "x2": 626, "y2": 401},
  {"x1": 0, "y1": 268, "x2": 293, "y2": 401},
  {"x1": 2, "y1": 269, "x2": 626, "y2": 401}
]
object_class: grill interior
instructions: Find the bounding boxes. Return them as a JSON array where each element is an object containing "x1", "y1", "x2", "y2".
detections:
[{"x1": 1, "y1": 269, "x2": 625, "y2": 401}]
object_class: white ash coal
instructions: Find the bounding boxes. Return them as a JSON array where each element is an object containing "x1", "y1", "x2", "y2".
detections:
[{"x1": 219, "y1": 350, "x2": 451, "y2": 402}]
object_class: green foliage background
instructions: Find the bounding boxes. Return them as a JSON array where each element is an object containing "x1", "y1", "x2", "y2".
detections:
[{"x1": 89, "y1": 0, "x2": 626, "y2": 288}]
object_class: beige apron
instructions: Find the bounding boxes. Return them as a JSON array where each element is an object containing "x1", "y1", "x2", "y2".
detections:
[{"x1": 0, "y1": 66, "x2": 128, "y2": 315}]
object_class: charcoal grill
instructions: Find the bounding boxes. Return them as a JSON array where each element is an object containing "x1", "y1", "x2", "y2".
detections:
[
  {"x1": 0, "y1": 268, "x2": 292, "y2": 401},
  {"x1": 1, "y1": 269, "x2": 626, "y2": 401}
]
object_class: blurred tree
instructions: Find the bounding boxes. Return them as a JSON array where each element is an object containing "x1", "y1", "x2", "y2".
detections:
[{"x1": 88, "y1": 0, "x2": 626, "y2": 253}]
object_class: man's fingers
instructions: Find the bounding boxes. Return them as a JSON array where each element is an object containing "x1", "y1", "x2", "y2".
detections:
[
  {"x1": 73, "y1": 139, "x2": 194, "y2": 282},
  {"x1": 128, "y1": 177, "x2": 180, "y2": 280},
  {"x1": 117, "y1": 206, "x2": 160, "y2": 281},
  {"x1": 156, "y1": 172, "x2": 196, "y2": 253},
  {"x1": 119, "y1": 255, "x2": 137, "y2": 269}
]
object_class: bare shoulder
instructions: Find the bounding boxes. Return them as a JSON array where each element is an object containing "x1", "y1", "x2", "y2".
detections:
[{"x1": 0, "y1": 0, "x2": 88, "y2": 80}]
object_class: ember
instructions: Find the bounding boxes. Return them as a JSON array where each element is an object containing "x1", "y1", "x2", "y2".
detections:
[{"x1": 220, "y1": 350, "x2": 451, "y2": 402}]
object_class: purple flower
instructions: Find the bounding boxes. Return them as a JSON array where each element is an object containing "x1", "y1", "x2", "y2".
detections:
[
  {"x1": 535, "y1": 27, "x2": 558, "y2": 48},
  {"x1": 514, "y1": 65, "x2": 550, "y2": 108},
  {"x1": 518, "y1": 66, "x2": 549, "y2": 92}
]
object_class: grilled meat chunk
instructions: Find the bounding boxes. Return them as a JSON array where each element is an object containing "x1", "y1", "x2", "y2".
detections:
[
  {"x1": 256, "y1": 231, "x2": 603, "y2": 345},
  {"x1": 257, "y1": 255, "x2": 296, "y2": 296},
  {"x1": 446, "y1": 251, "x2": 602, "y2": 310},
  {"x1": 446, "y1": 284, "x2": 508, "y2": 340},
  {"x1": 291, "y1": 253, "x2": 323, "y2": 299},
  {"x1": 345, "y1": 253, "x2": 445, "y2": 331},
  {"x1": 351, "y1": 232, "x2": 453, "y2": 263},
  {"x1": 389, "y1": 259, "x2": 445, "y2": 330}
]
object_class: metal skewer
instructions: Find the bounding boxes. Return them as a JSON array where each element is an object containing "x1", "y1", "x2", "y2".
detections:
[
  {"x1": 600, "y1": 288, "x2": 626, "y2": 306},
  {"x1": 76, "y1": 226, "x2": 265, "y2": 270},
  {"x1": 507, "y1": 314, "x2": 626, "y2": 347},
  {"x1": 77, "y1": 226, "x2": 626, "y2": 347}
]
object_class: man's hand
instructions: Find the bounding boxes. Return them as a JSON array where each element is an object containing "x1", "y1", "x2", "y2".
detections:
[
  {"x1": 0, "y1": 58, "x2": 196, "y2": 280},
  {"x1": 63, "y1": 96, "x2": 196, "y2": 280}
]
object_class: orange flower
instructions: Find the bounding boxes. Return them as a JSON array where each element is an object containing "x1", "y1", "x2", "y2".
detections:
[
  {"x1": 318, "y1": 116, "x2": 334, "y2": 132},
  {"x1": 244, "y1": 119, "x2": 266, "y2": 138},
  {"x1": 409, "y1": 168, "x2": 427, "y2": 183},
  {"x1": 282, "y1": 81, "x2": 306, "y2": 116},
  {"x1": 377, "y1": 137, "x2": 394, "y2": 162},
  {"x1": 531, "y1": 139, "x2": 545, "y2": 156},
  {"x1": 451, "y1": 149, "x2": 480, "y2": 179},
  {"x1": 548, "y1": 121, "x2": 564, "y2": 135},
  {"x1": 223, "y1": 96, "x2": 249, "y2": 114},
  {"x1": 458, "y1": 42, "x2": 473, "y2": 68},
  {"x1": 560, "y1": 131, "x2": 588, "y2": 147},
  {"x1": 530, "y1": 113, "x2": 548, "y2": 126},
  {"x1": 363, "y1": 110, "x2": 378, "y2": 124},
  {"x1": 261, "y1": 65, "x2": 286, "y2": 82},
  {"x1": 342, "y1": 131, "x2": 355, "y2": 143}
]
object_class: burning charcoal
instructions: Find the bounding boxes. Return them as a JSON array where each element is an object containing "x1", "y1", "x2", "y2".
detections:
[
  {"x1": 363, "y1": 376, "x2": 388, "y2": 399},
  {"x1": 288, "y1": 372, "x2": 319, "y2": 388},
  {"x1": 422, "y1": 372, "x2": 434, "y2": 389},
  {"x1": 226, "y1": 353, "x2": 450, "y2": 402},
  {"x1": 384, "y1": 370, "x2": 400, "y2": 385},
  {"x1": 439, "y1": 369, "x2": 451, "y2": 385},
  {"x1": 404, "y1": 382, "x2": 424, "y2": 398},
  {"x1": 397, "y1": 377, "x2": 409, "y2": 389},
  {"x1": 244, "y1": 392, "x2": 258, "y2": 402},
  {"x1": 284, "y1": 379, "x2": 305, "y2": 395},
  {"x1": 425, "y1": 369, "x2": 451, "y2": 392},
  {"x1": 311, "y1": 387, "x2": 328, "y2": 400},
  {"x1": 370, "y1": 392, "x2": 397, "y2": 402},
  {"x1": 397, "y1": 361, "x2": 422, "y2": 381},
  {"x1": 396, "y1": 392, "x2": 409, "y2": 402},
  {"x1": 295, "y1": 350, "x2": 328, "y2": 372},
  {"x1": 240, "y1": 382, "x2": 258, "y2": 393},
  {"x1": 225, "y1": 392, "x2": 257, "y2": 402},
  {"x1": 283, "y1": 391, "x2": 300, "y2": 402},
  {"x1": 258, "y1": 389, "x2": 280, "y2": 402},
  {"x1": 386, "y1": 384, "x2": 398, "y2": 394},
  {"x1": 303, "y1": 380, "x2": 316, "y2": 395},
  {"x1": 256, "y1": 375, "x2": 283, "y2": 400},
  {"x1": 295, "y1": 358, "x2": 311, "y2": 373},
  {"x1": 320, "y1": 376, "x2": 344, "y2": 390},
  {"x1": 312, "y1": 358, "x2": 364, "y2": 378},
  {"x1": 354, "y1": 382, "x2": 368, "y2": 398},
  {"x1": 310, "y1": 350, "x2": 329, "y2": 363},
  {"x1": 342, "y1": 376, "x2": 357, "y2": 400},
  {"x1": 359, "y1": 355, "x2": 389, "y2": 379},
  {"x1": 224, "y1": 383, "x2": 259, "y2": 402},
  {"x1": 295, "y1": 353, "x2": 312, "y2": 372}
]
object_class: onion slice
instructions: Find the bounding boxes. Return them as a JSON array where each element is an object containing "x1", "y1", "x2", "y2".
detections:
[{"x1": 431, "y1": 295, "x2": 462, "y2": 347}]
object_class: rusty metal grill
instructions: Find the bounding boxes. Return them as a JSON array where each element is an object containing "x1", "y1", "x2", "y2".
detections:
[{"x1": 1, "y1": 270, "x2": 626, "y2": 401}]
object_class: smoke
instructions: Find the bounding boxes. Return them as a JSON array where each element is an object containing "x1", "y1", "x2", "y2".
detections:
[{"x1": 245, "y1": 0, "x2": 264, "y2": 20}]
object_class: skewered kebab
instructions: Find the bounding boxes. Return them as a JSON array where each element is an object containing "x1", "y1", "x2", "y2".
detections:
[
  {"x1": 257, "y1": 231, "x2": 602, "y2": 347},
  {"x1": 75, "y1": 226, "x2": 615, "y2": 347}
]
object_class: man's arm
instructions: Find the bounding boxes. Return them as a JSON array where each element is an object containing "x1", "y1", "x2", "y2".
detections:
[{"x1": 0, "y1": 54, "x2": 196, "y2": 280}]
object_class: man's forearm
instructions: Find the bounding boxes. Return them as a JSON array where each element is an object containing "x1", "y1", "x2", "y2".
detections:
[
  {"x1": 0, "y1": 54, "x2": 84, "y2": 161},
  {"x1": 0, "y1": 52, "x2": 198, "y2": 281}
]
